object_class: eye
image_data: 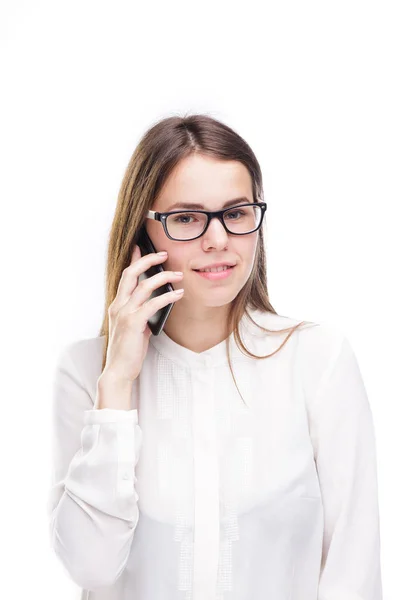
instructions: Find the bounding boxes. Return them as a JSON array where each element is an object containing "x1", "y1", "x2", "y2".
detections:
[
  {"x1": 225, "y1": 210, "x2": 245, "y2": 220},
  {"x1": 173, "y1": 214, "x2": 196, "y2": 224}
]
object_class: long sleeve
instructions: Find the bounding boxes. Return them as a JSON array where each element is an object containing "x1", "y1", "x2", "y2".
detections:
[
  {"x1": 47, "y1": 342, "x2": 143, "y2": 591},
  {"x1": 307, "y1": 335, "x2": 383, "y2": 599}
]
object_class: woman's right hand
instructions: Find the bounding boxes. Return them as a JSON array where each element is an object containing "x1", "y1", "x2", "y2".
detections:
[{"x1": 100, "y1": 245, "x2": 184, "y2": 385}]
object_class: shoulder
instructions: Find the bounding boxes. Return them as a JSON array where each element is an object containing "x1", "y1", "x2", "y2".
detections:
[
  {"x1": 247, "y1": 307, "x2": 347, "y2": 377},
  {"x1": 247, "y1": 308, "x2": 344, "y2": 345},
  {"x1": 54, "y1": 335, "x2": 106, "y2": 398},
  {"x1": 284, "y1": 313, "x2": 349, "y2": 402}
]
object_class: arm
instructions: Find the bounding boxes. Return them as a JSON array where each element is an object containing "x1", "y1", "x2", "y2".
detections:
[
  {"x1": 47, "y1": 342, "x2": 143, "y2": 590},
  {"x1": 307, "y1": 335, "x2": 383, "y2": 599}
]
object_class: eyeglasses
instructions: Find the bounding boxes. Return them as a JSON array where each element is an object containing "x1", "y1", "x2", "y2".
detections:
[{"x1": 145, "y1": 201, "x2": 267, "y2": 241}]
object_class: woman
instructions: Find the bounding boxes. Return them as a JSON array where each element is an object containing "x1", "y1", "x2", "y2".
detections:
[{"x1": 47, "y1": 114, "x2": 382, "y2": 599}]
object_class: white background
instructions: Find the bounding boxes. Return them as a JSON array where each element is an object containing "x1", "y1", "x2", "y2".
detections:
[{"x1": 1, "y1": 1, "x2": 398, "y2": 598}]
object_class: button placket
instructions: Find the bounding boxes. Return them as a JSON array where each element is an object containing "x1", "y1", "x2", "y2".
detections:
[{"x1": 191, "y1": 367, "x2": 219, "y2": 600}]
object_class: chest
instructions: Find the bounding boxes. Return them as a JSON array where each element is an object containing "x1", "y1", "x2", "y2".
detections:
[{"x1": 134, "y1": 354, "x2": 321, "y2": 524}]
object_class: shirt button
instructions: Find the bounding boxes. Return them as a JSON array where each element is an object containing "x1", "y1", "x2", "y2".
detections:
[{"x1": 123, "y1": 472, "x2": 130, "y2": 480}]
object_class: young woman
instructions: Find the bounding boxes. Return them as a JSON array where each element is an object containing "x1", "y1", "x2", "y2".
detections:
[{"x1": 48, "y1": 114, "x2": 382, "y2": 599}]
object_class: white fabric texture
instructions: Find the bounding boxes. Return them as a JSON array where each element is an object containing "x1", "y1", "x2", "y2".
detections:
[{"x1": 47, "y1": 308, "x2": 383, "y2": 599}]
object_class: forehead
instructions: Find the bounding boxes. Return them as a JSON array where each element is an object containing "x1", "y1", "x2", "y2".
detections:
[{"x1": 155, "y1": 154, "x2": 253, "y2": 210}]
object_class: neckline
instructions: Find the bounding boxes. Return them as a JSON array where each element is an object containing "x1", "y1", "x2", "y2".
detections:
[{"x1": 149, "y1": 307, "x2": 263, "y2": 369}]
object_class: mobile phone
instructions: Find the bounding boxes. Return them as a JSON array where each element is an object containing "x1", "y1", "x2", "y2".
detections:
[{"x1": 134, "y1": 226, "x2": 176, "y2": 336}]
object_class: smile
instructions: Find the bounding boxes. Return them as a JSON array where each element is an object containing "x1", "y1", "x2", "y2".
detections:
[{"x1": 193, "y1": 265, "x2": 235, "y2": 280}]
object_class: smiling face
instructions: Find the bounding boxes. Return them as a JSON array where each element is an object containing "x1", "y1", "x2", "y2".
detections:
[{"x1": 145, "y1": 153, "x2": 259, "y2": 312}]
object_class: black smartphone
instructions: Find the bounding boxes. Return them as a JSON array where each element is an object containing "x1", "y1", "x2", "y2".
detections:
[{"x1": 134, "y1": 226, "x2": 176, "y2": 336}]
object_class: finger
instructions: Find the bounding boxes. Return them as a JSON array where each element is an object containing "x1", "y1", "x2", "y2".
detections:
[
  {"x1": 125, "y1": 269, "x2": 183, "y2": 311},
  {"x1": 132, "y1": 244, "x2": 141, "y2": 261},
  {"x1": 112, "y1": 252, "x2": 169, "y2": 313},
  {"x1": 142, "y1": 288, "x2": 185, "y2": 321}
]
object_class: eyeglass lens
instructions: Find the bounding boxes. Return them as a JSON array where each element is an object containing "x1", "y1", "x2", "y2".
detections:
[{"x1": 165, "y1": 204, "x2": 263, "y2": 240}]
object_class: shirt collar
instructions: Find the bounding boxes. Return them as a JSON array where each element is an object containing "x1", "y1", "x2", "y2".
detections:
[{"x1": 149, "y1": 307, "x2": 265, "y2": 369}]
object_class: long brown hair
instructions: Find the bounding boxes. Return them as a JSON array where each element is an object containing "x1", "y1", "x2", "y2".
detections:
[{"x1": 99, "y1": 113, "x2": 315, "y2": 405}]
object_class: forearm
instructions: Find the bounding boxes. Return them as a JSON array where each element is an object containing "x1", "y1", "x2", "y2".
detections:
[
  {"x1": 49, "y1": 408, "x2": 142, "y2": 589},
  {"x1": 95, "y1": 371, "x2": 134, "y2": 411}
]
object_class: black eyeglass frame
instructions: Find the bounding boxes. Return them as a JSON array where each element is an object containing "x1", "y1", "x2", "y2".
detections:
[{"x1": 145, "y1": 201, "x2": 267, "y2": 241}]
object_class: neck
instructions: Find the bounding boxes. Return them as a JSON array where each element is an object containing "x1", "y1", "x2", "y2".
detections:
[{"x1": 162, "y1": 302, "x2": 232, "y2": 353}]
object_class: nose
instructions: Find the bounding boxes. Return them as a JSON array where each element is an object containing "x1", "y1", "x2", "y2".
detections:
[{"x1": 201, "y1": 215, "x2": 229, "y2": 249}]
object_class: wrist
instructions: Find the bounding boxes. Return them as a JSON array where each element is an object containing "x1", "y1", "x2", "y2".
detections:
[{"x1": 95, "y1": 372, "x2": 134, "y2": 410}]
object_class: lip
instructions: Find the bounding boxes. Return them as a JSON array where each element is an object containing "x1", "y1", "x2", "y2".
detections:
[
  {"x1": 194, "y1": 262, "x2": 236, "y2": 270},
  {"x1": 193, "y1": 265, "x2": 236, "y2": 281}
]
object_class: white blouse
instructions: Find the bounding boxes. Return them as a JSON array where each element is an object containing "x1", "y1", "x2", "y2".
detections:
[{"x1": 47, "y1": 308, "x2": 383, "y2": 600}]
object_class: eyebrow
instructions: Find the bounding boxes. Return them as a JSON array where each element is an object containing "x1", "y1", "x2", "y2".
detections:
[{"x1": 165, "y1": 196, "x2": 252, "y2": 211}]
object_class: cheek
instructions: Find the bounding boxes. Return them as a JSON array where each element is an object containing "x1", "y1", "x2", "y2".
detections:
[
  {"x1": 163, "y1": 251, "x2": 185, "y2": 272},
  {"x1": 241, "y1": 240, "x2": 258, "y2": 277},
  {"x1": 241, "y1": 237, "x2": 258, "y2": 263},
  {"x1": 164, "y1": 243, "x2": 197, "y2": 272}
]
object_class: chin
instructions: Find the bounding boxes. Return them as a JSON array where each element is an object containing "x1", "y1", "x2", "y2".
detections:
[{"x1": 196, "y1": 291, "x2": 239, "y2": 306}]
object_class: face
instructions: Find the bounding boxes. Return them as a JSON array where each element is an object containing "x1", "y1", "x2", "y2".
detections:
[{"x1": 145, "y1": 154, "x2": 259, "y2": 311}]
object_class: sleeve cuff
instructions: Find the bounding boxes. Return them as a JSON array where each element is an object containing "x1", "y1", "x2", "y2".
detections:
[{"x1": 83, "y1": 408, "x2": 138, "y2": 425}]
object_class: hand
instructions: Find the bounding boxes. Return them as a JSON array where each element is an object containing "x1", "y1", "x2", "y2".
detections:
[{"x1": 101, "y1": 245, "x2": 184, "y2": 385}]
